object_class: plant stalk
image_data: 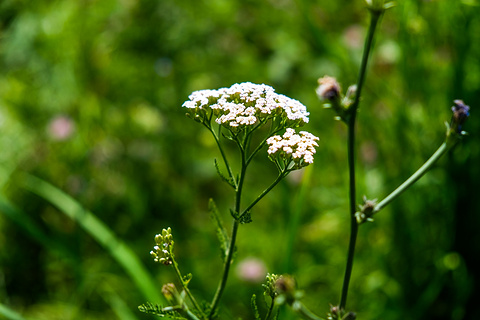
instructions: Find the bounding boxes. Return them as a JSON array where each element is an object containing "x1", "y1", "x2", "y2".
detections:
[
  {"x1": 374, "y1": 141, "x2": 448, "y2": 214},
  {"x1": 172, "y1": 261, "x2": 205, "y2": 318},
  {"x1": 339, "y1": 8, "x2": 381, "y2": 311},
  {"x1": 208, "y1": 219, "x2": 239, "y2": 318},
  {"x1": 209, "y1": 146, "x2": 248, "y2": 318}
]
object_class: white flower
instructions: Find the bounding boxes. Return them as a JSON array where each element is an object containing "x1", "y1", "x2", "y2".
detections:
[
  {"x1": 183, "y1": 82, "x2": 309, "y2": 129},
  {"x1": 267, "y1": 128, "x2": 319, "y2": 169}
]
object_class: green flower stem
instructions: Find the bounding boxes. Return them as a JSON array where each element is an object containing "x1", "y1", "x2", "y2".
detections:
[
  {"x1": 339, "y1": 118, "x2": 359, "y2": 311},
  {"x1": 264, "y1": 298, "x2": 276, "y2": 320},
  {"x1": 349, "y1": 9, "x2": 381, "y2": 114},
  {"x1": 373, "y1": 141, "x2": 448, "y2": 214},
  {"x1": 339, "y1": 8, "x2": 382, "y2": 311},
  {"x1": 208, "y1": 219, "x2": 240, "y2": 318},
  {"x1": 208, "y1": 125, "x2": 237, "y2": 188},
  {"x1": 239, "y1": 170, "x2": 286, "y2": 220},
  {"x1": 209, "y1": 147, "x2": 248, "y2": 318},
  {"x1": 172, "y1": 261, "x2": 205, "y2": 318},
  {"x1": 293, "y1": 302, "x2": 326, "y2": 320}
]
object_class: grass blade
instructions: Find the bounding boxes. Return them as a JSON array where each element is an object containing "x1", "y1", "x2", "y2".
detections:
[{"x1": 18, "y1": 174, "x2": 163, "y2": 303}]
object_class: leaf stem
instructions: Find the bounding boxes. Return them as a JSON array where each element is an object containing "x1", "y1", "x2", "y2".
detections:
[
  {"x1": 373, "y1": 141, "x2": 448, "y2": 214},
  {"x1": 239, "y1": 170, "x2": 286, "y2": 220},
  {"x1": 208, "y1": 125, "x2": 237, "y2": 189},
  {"x1": 293, "y1": 302, "x2": 326, "y2": 320},
  {"x1": 172, "y1": 261, "x2": 205, "y2": 318}
]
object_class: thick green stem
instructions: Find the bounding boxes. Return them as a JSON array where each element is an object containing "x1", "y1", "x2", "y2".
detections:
[
  {"x1": 350, "y1": 11, "x2": 381, "y2": 113},
  {"x1": 208, "y1": 219, "x2": 240, "y2": 318},
  {"x1": 339, "y1": 116, "x2": 359, "y2": 311},
  {"x1": 374, "y1": 141, "x2": 448, "y2": 214},
  {"x1": 339, "y1": 9, "x2": 382, "y2": 311},
  {"x1": 209, "y1": 147, "x2": 247, "y2": 318}
]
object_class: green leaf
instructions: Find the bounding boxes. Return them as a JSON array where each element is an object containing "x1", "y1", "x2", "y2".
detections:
[
  {"x1": 182, "y1": 273, "x2": 193, "y2": 285},
  {"x1": 208, "y1": 199, "x2": 229, "y2": 259},
  {"x1": 18, "y1": 174, "x2": 163, "y2": 303},
  {"x1": 251, "y1": 294, "x2": 261, "y2": 320},
  {"x1": 239, "y1": 211, "x2": 253, "y2": 224},
  {"x1": 138, "y1": 302, "x2": 186, "y2": 319},
  {"x1": 0, "y1": 303, "x2": 28, "y2": 320},
  {"x1": 214, "y1": 159, "x2": 235, "y2": 188}
]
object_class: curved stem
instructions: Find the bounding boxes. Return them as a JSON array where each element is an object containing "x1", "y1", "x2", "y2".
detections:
[
  {"x1": 339, "y1": 9, "x2": 382, "y2": 311},
  {"x1": 293, "y1": 302, "x2": 326, "y2": 320},
  {"x1": 208, "y1": 125, "x2": 237, "y2": 189},
  {"x1": 373, "y1": 141, "x2": 448, "y2": 214},
  {"x1": 172, "y1": 261, "x2": 205, "y2": 318}
]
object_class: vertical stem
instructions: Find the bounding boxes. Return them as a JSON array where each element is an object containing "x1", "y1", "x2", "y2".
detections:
[
  {"x1": 339, "y1": 9, "x2": 382, "y2": 311},
  {"x1": 209, "y1": 148, "x2": 247, "y2": 318},
  {"x1": 339, "y1": 116, "x2": 359, "y2": 310},
  {"x1": 209, "y1": 219, "x2": 240, "y2": 318}
]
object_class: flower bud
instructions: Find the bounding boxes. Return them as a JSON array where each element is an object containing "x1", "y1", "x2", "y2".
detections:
[
  {"x1": 316, "y1": 76, "x2": 341, "y2": 102},
  {"x1": 450, "y1": 99, "x2": 470, "y2": 134}
]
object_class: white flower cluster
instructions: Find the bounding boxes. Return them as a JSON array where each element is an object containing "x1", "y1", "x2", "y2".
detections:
[
  {"x1": 267, "y1": 128, "x2": 319, "y2": 168},
  {"x1": 182, "y1": 82, "x2": 309, "y2": 129}
]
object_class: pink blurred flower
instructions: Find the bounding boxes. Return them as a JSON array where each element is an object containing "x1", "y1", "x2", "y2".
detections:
[
  {"x1": 236, "y1": 257, "x2": 267, "y2": 283},
  {"x1": 48, "y1": 115, "x2": 75, "y2": 140}
]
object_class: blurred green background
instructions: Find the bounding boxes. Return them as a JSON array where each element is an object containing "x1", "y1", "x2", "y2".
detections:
[{"x1": 1, "y1": 0, "x2": 479, "y2": 319}]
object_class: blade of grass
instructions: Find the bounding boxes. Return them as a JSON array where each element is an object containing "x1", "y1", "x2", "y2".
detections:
[
  {"x1": 0, "y1": 303, "x2": 30, "y2": 320},
  {"x1": 18, "y1": 173, "x2": 163, "y2": 303},
  {"x1": 0, "y1": 196, "x2": 74, "y2": 260}
]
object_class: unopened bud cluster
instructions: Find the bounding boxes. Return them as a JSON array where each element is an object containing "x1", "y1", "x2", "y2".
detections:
[
  {"x1": 150, "y1": 227, "x2": 174, "y2": 265},
  {"x1": 316, "y1": 76, "x2": 356, "y2": 121},
  {"x1": 183, "y1": 82, "x2": 310, "y2": 130},
  {"x1": 355, "y1": 196, "x2": 377, "y2": 224},
  {"x1": 263, "y1": 273, "x2": 281, "y2": 298},
  {"x1": 450, "y1": 100, "x2": 470, "y2": 134},
  {"x1": 267, "y1": 128, "x2": 319, "y2": 169}
]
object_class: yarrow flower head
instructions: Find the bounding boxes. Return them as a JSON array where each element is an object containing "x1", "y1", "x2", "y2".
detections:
[
  {"x1": 267, "y1": 128, "x2": 319, "y2": 170},
  {"x1": 183, "y1": 82, "x2": 309, "y2": 131},
  {"x1": 150, "y1": 227, "x2": 174, "y2": 265}
]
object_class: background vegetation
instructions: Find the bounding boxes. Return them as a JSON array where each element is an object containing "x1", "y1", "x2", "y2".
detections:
[{"x1": 1, "y1": 0, "x2": 479, "y2": 319}]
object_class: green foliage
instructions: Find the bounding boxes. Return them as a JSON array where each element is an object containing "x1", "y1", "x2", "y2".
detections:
[
  {"x1": 208, "y1": 199, "x2": 229, "y2": 260},
  {"x1": 0, "y1": 0, "x2": 479, "y2": 319},
  {"x1": 138, "y1": 302, "x2": 186, "y2": 319}
]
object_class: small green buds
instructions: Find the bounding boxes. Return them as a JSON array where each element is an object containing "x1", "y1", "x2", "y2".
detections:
[
  {"x1": 263, "y1": 273, "x2": 281, "y2": 299},
  {"x1": 328, "y1": 305, "x2": 357, "y2": 320},
  {"x1": 151, "y1": 227, "x2": 174, "y2": 265},
  {"x1": 365, "y1": 0, "x2": 396, "y2": 12},
  {"x1": 355, "y1": 196, "x2": 377, "y2": 224}
]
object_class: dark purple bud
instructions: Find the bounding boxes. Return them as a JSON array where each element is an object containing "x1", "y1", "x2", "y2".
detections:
[
  {"x1": 316, "y1": 76, "x2": 341, "y2": 102},
  {"x1": 451, "y1": 100, "x2": 470, "y2": 133}
]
